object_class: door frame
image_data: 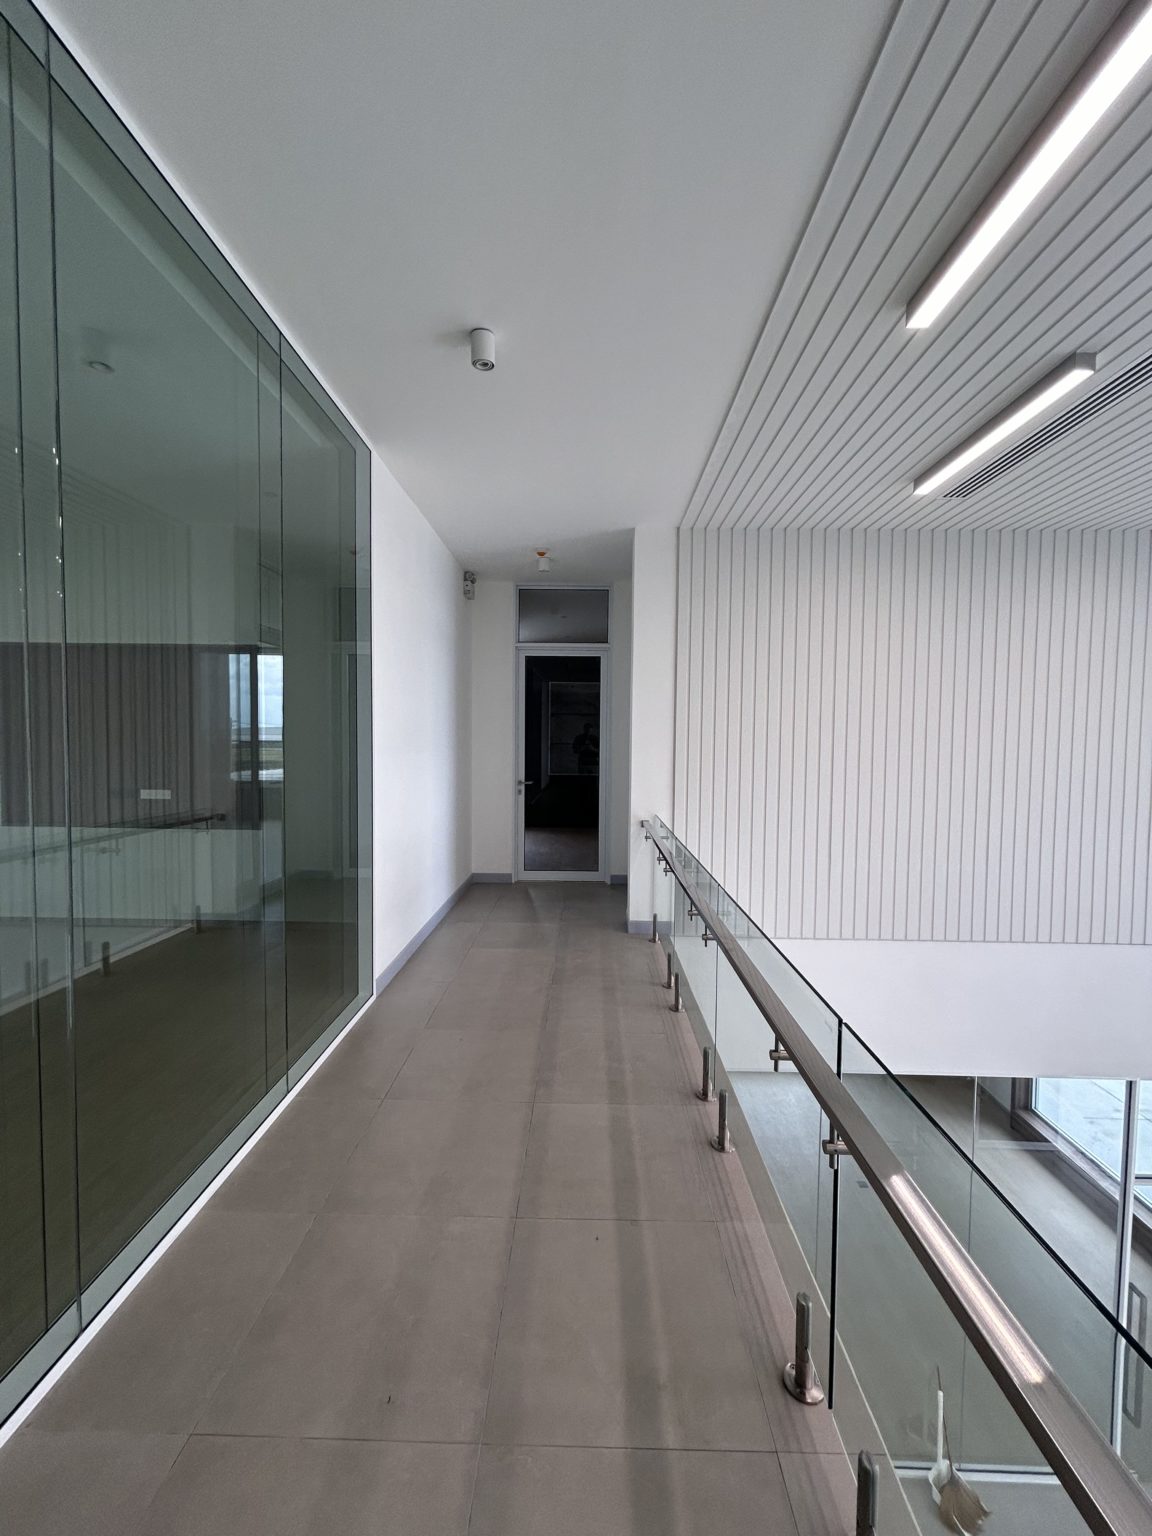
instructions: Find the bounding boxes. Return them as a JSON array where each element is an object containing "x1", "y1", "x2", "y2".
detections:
[{"x1": 514, "y1": 645, "x2": 610, "y2": 882}]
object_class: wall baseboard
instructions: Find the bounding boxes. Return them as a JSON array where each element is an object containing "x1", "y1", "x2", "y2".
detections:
[
  {"x1": 627, "y1": 919, "x2": 654, "y2": 936},
  {"x1": 374, "y1": 875, "x2": 472, "y2": 992},
  {"x1": 472, "y1": 872, "x2": 514, "y2": 883}
]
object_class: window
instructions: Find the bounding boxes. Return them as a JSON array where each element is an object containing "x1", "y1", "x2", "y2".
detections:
[{"x1": 517, "y1": 586, "x2": 609, "y2": 643}]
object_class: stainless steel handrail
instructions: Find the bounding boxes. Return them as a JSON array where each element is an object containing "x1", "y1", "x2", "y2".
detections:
[{"x1": 643, "y1": 817, "x2": 1152, "y2": 1536}]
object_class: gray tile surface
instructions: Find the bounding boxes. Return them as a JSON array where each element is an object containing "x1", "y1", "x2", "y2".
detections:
[
  {"x1": 7, "y1": 881, "x2": 855, "y2": 1536},
  {"x1": 779, "y1": 1452, "x2": 858, "y2": 1536},
  {"x1": 518, "y1": 1103, "x2": 715, "y2": 1218},
  {"x1": 325, "y1": 1099, "x2": 531, "y2": 1217},
  {"x1": 214, "y1": 1090, "x2": 382, "y2": 1213},
  {"x1": 138, "y1": 1436, "x2": 476, "y2": 1536},
  {"x1": 32, "y1": 1211, "x2": 312, "y2": 1433},
  {"x1": 387, "y1": 1025, "x2": 541, "y2": 1101},
  {"x1": 0, "y1": 1430, "x2": 185, "y2": 1536},
  {"x1": 484, "y1": 1217, "x2": 775, "y2": 1449},
  {"x1": 470, "y1": 1445, "x2": 799, "y2": 1536},
  {"x1": 471, "y1": 922, "x2": 561, "y2": 950},
  {"x1": 197, "y1": 1213, "x2": 512, "y2": 1441},
  {"x1": 535, "y1": 1017, "x2": 688, "y2": 1102}
]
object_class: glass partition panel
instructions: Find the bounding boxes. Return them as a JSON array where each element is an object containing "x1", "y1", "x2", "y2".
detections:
[
  {"x1": 0, "y1": 19, "x2": 79, "y2": 1391},
  {"x1": 6, "y1": 25, "x2": 81, "y2": 1396},
  {"x1": 281, "y1": 359, "x2": 369, "y2": 1070},
  {"x1": 0, "y1": 0, "x2": 371, "y2": 1425},
  {"x1": 51, "y1": 74, "x2": 280, "y2": 1292}
]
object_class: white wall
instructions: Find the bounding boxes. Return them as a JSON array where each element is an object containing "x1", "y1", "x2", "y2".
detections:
[
  {"x1": 628, "y1": 526, "x2": 678, "y2": 924},
  {"x1": 672, "y1": 525, "x2": 1152, "y2": 1075},
  {"x1": 470, "y1": 580, "x2": 517, "y2": 876},
  {"x1": 372, "y1": 457, "x2": 471, "y2": 979},
  {"x1": 781, "y1": 938, "x2": 1152, "y2": 1078},
  {"x1": 470, "y1": 576, "x2": 632, "y2": 880},
  {"x1": 677, "y1": 527, "x2": 1152, "y2": 944}
]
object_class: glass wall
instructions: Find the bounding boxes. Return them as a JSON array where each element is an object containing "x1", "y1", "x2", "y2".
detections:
[{"x1": 0, "y1": 2, "x2": 371, "y2": 1420}]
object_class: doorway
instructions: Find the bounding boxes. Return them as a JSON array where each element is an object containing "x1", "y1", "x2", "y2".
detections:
[{"x1": 517, "y1": 652, "x2": 606, "y2": 880}]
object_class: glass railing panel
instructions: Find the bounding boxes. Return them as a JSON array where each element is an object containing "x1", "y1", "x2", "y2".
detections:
[
  {"x1": 841, "y1": 1035, "x2": 1143, "y2": 1466},
  {"x1": 835, "y1": 1166, "x2": 1096, "y2": 1536},
  {"x1": 716, "y1": 933, "x2": 835, "y2": 1392},
  {"x1": 1121, "y1": 1340, "x2": 1152, "y2": 1494},
  {"x1": 970, "y1": 1074, "x2": 1127, "y2": 1314},
  {"x1": 841, "y1": 1031, "x2": 975, "y2": 1251},
  {"x1": 960, "y1": 1173, "x2": 1118, "y2": 1469},
  {"x1": 652, "y1": 839, "x2": 675, "y2": 947},
  {"x1": 669, "y1": 876, "x2": 717, "y2": 1048}
]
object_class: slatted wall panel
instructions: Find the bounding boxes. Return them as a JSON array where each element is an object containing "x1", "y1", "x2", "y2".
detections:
[{"x1": 675, "y1": 527, "x2": 1152, "y2": 943}]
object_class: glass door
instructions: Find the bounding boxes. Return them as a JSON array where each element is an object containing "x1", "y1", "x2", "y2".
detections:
[{"x1": 516, "y1": 652, "x2": 606, "y2": 881}]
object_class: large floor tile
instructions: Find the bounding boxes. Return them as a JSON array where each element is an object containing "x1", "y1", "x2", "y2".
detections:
[
  {"x1": 472, "y1": 922, "x2": 560, "y2": 950},
  {"x1": 392, "y1": 927, "x2": 478, "y2": 983},
  {"x1": 535, "y1": 1021, "x2": 687, "y2": 1103},
  {"x1": 452, "y1": 947, "x2": 556, "y2": 989},
  {"x1": 32, "y1": 1211, "x2": 312, "y2": 1433},
  {"x1": 298, "y1": 1011, "x2": 425, "y2": 1098},
  {"x1": 387, "y1": 1027, "x2": 540, "y2": 1102},
  {"x1": 517, "y1": 1103, "x2": 715, "y2": 1219},
  {"x1": 778, "y1": 1453, "x2": 859, "y2": 1536},
  {"x1": 325, "y1": 1099, "x2": 531, "y2": 1217},
  {"x1": 442, "y1": 886, "x2": 502, "y2": 923},
  {"x1": 214, "y1": 1090, "x2": 382, "y2": 1213},
  {"x1": 0, "y1": 1429, "x2": 186, "y2": 1536},
  {"x1": 469, "y1": 1445, "x2": 798, "y2": 1536},
  {"x1": 426, "y1": 984, "x2": 549, "y2": 1031},
  {"x1": 198, "y1": 1214, "x2": 511, "y2": 1441},
  {"x1": 484, "y1": 1218, "x2": 774, "y2": 1450},
  {"x1": 138, "y1": 1436, "x2": 476, "y2": 1536}
]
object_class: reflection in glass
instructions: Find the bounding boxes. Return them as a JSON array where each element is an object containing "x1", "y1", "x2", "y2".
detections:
[
  {"x1": 51, "y1": 77, "x2": 276, "y2": 1289},
  {"x1": 282, "y1": 361, "x2": 368, "y2": 1068},
  {"x1": 0, "y1": 10, "x2": 370, "y2": 1420}
]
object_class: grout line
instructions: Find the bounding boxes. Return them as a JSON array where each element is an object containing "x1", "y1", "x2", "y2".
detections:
[{"x1": 461, "y1": 899, "x2": 560, "y2": 1533}]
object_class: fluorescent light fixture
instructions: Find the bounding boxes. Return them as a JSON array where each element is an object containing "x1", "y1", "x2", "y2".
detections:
[
  {"x1": 907, "y1": 4, "x2": 1152, "y2": 329},
  {"x1": 912, "y1": 352, "x2": 1096, "y2": 495}
]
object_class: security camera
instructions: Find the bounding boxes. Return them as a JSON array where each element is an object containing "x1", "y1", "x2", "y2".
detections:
[{"x1": 470, "y1": 328, "x2": 495, "y2": 371}]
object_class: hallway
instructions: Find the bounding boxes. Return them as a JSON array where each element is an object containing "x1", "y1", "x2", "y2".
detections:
[{"x1": 0, "y1": 883, "x2": 855, "y2": 1535}]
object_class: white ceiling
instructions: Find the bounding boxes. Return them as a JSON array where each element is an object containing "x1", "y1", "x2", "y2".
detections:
[
  {"x1": 682, "y1": 0, "x2": 1152, "y2": 533},
  {"x1": 41, "y1": 0, "x2": 895, "y2": 576}
]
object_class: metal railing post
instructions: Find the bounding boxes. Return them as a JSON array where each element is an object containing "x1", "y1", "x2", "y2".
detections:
[
  {"x1": 711, "y1": 1087, "x2": 732, "y2": 1152},
  {"x1": 855, "y1": 1451, "x2": 877, "y2": 1536},
  {"x1": 696, "y1": 1044, "x2": 714, "y2": 1102},
  {"x1": 783, "y1": 1291, "x2": 825, "y2": 1405}
]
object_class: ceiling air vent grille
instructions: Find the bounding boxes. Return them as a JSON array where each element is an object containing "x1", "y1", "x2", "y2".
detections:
[{"x1": 946, "y1": 352, "x2": 1152, "y2": 498}]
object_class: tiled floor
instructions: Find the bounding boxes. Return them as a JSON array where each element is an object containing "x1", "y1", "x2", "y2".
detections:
[{"x1": 1, "y1": 881, "x2": 857, "y2": 1535}]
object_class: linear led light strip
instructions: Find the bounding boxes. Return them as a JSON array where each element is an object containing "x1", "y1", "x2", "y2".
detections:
[
  {"x1": 913, "y1": 353, "x2": 1096, "y2": 494},
  {"x1": 907, "y1": 3, "x2": 1152, "y2": 329}
]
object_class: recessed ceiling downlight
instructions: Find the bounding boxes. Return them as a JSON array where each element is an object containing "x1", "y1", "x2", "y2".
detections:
[{"x1": 85, "y1": 358, "x2": 114, "y2": 374}]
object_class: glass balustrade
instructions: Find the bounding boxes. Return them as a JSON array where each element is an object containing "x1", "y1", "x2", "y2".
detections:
[{"x1": 645, "y1": 815, "x2": 1152, "y2": 1534}]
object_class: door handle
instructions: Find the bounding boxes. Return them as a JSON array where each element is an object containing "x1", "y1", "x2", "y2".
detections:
[{"x1": 517, "y1": 779, "x2": 534, "y2": 791}]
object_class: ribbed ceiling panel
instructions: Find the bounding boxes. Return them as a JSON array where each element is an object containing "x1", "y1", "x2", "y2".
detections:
[{"x1": 682, "y1": 0, "x2": 1152, "y2": 533}]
